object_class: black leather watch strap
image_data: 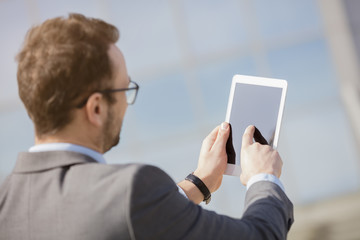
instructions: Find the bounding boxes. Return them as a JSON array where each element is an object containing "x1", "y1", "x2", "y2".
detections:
[{"x1": 185, "y1": 173, "x2": 211, "y2": 204}]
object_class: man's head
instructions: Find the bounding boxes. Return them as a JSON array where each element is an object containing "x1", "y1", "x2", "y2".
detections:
[{"x1": 17, "y1": 13, "x2": 130, "y2": 152}]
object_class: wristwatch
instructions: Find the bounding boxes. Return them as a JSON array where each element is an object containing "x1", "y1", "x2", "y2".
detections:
[{"x1": 185, "y1": 173, "x2": 211, "y2": 204}]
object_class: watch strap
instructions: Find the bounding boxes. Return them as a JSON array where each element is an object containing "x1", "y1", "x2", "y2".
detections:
[{"x1": 185, "y1": 173, "x2": 211, "y2": 204}]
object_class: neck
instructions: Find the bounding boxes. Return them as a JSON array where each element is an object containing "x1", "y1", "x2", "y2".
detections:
[{"x1": 35, "y1": 127, "x2": 104, "y2": 153}]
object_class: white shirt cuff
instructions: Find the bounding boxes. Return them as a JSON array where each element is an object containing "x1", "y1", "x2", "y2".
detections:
[
  {"x1": 177, "y1": 185, "x2": 188, "y2": 199},
  {"x1": 246, "y1": 173, "x2": 285, "y2": 193}
]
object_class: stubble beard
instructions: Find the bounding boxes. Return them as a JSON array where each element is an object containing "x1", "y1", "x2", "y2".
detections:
[{"x1": 102, "y1": 108, "x2": 121, "y2": 153}]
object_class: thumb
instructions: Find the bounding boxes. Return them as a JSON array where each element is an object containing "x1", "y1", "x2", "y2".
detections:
[
  {"x1": 202, "y1": 125, "x2": 221, "y2": 151},
  {"x1": 242, "y1": 125, "x2": 255, "y2": 148},
  {"x1": 213, "y1": 122, "x2": 230, "y2": 149}
]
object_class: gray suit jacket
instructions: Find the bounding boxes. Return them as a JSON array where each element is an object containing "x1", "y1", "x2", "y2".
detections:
[{"x1": 0, "y1": 151, "x2": 293, "y2": 240}]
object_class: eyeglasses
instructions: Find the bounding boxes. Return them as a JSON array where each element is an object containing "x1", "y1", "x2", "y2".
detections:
[
  {"x1": 101, "y1": 79, "x2": 139, "y2": 105},
  {"x1": 76, "y1": 79, "x2": 139, "y2": 108}
]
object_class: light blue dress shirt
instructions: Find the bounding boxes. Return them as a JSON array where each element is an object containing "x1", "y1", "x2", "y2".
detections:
[
  {"x1": 29, "y1": 143, "x2": 106, "y2": 164},
  {"x1": 247, "y1": 173, "x2": 285, "y2": 192}
]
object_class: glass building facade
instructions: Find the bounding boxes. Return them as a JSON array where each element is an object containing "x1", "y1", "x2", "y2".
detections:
[{"x1": 1, "y1": 0, "x2": 359, "y2": 238}]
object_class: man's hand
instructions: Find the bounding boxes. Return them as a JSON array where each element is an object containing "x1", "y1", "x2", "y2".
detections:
[
  {"x1": 178, "y1": 122, "x2": 230, "y2": 204},
  {"x1": 240, "y1": 125, "x2": 283, "y2": 186},
  {"x1": 193, "y1": 122, "x2": 230, "y2": 193}
]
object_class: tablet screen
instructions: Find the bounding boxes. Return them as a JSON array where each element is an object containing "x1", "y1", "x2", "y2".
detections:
[{"x1": 227, "y1": 82, "x2": 284, "y2": 166}]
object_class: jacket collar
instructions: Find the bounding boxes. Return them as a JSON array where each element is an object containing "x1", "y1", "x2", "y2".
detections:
[{"x1": 13, "y1": 151, "x2": 98, "y2": 173}]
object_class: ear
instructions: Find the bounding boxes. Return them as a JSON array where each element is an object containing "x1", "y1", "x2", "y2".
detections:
[{"x1": 84, "y1": 93, "x2": 107, "y2": 128}]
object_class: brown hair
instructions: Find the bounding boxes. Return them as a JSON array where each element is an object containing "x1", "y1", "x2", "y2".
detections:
[{"x1": 16, "y1": 13, "x2": 119, "y2": 136}]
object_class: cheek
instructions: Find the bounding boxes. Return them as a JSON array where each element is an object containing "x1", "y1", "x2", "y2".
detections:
[
  {"x1": 121, "y1": 97, "x2": 128, "y2": 114},
  {"x1": 115, "y1": 94, "x2": 127, "y2": 114},
  {"x1": 115, "y1": 100, "x2": 127, "y2": 121}
]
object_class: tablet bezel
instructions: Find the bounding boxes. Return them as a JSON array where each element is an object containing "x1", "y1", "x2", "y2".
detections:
[{"x1": 224, "y1": 75, "x2": 288, "y2": 176}]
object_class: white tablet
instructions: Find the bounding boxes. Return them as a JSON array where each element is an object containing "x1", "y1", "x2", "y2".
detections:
[{"x1": 224, "y1": 75, "x2": 287, "y2": 176}]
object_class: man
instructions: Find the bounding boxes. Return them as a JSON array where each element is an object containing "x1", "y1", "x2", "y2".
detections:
[{"x1": 0, "y1": 14, "x2": 293, "y2": 239}]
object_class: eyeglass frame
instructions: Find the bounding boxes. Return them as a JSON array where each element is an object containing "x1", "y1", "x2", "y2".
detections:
[{"x1": 76, "y1": 79, "x2": 139, "y2": 108}]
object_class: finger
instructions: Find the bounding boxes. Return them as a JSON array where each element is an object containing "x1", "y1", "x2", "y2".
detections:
[
  {"x1": 202, "y1": 125, "x2": 220, "y2": 151},
  {"x1": 213, "y1": 122, "x2": 230, "y2": 150},
  {"x1": 242, "y1": 125, "x2": 255, "y2": 148}
]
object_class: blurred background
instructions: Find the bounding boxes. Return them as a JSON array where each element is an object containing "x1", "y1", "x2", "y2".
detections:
[{"x1": 1, "y1": 0, "x2": 360, "y2": 239}]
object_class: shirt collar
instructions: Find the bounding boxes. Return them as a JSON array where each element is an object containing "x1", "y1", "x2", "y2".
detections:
[{"x1": 29, "y1": 143, "x2": 106, "y2": 164}]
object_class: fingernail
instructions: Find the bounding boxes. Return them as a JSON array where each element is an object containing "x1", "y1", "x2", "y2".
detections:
[{"x1": 221, "y1": 122, "x2": 229, "y2": 130}]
